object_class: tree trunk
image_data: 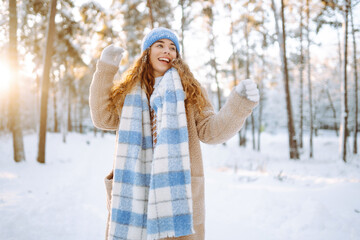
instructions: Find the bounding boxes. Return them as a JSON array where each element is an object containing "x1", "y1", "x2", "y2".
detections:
[
  {"x1": 239, "y1": 119, "x2": 248, "y2": 146},
  {"x1": 257, "y1": 40, "x2": 265, "y2": 151},
  {"x1": 79, "y1": 97, "x2": 84, "y2": 134},
  {"x1": 180, "y1": 0, "x2": 186, "y2": 58},
  {"x1": 227, "y1": 4, "x2": 243, "y2": 146},
  {"x1": 35, "y1": 74, "x2": 41, "y2": 132},
  {"x1": 340, "y1": 0, "x2": 349, "y2": 162},
  {"x1": 67, "y1": 75, "x2": 72, "y2": 132},
  {"x1": 306, "y1": 0, "x2": 314, "y2": 158},
  {"x1": 350, "y1": 2, "x2": 358, "y2": 154},
  {"x1": 337, "y1": 27, "x2": 343, "y2": 82},
  {"x1": 335, "y1": 14, "x2": 342, "y2": 138},
  {"x1": 209, "y1": 11, "x2": 222, "y2": 111},
  {"x1": 257, "y1": 84, "x2": 263, "y2": 151},
  {"x1": 53, "y1": 84, "x2": 58, "y2": 132},
  {"x1": 213, "y1": 58, "x2": 221, "y2": 111},
  {"x1": 8, "y1": 0, "x2": 25, "y2": 162},
  {"x1": 251, "y1": 114, "x2": 256, "y2": 150},
  {"x1": 147, "y1": 0, "x2": 154, "y2": 29},
  {"x1": 211, "y1": 47, "x2": 221, "y2": 110},
  {"x1": 325, "y1": 88, "x2": 339, "y2": 136},
  {"x1": 37, "y1": 0, "x2": 57, "y2": 164},
  {"x1": 230, "y1": 21, "x2": 237, "y2": 95},
  {"x1": 313, "y1": 97, "x2": 318, "y2": 137},
  {"x1": 203, "y1": 5, "x2": 222, "y2": 112},
  {"x1": 238, "y1": 16, "x2": 252, "y2": 147},
  {"x1": 62, "y1": 72, "x2": 69, "y2": 143},
  {"x1": 299, "y1": 0, "x2": 305, "y2": 149},
  {"x1": 257, "y1": 9, "x2": 266, "y2": 152},
  {"x1": 244, "y1": 17, "x2": 256, "y2": 150},
  {"x1": 274, "y1": 0, "x2": 300, "y2": 159}
]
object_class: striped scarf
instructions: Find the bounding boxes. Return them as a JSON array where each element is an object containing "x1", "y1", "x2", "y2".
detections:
[{"x1": 108, "y1": 68, "x2": 194, "y2": 240}]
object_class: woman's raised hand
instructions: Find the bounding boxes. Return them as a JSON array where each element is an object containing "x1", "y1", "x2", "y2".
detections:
[
  {"x1": 100, "y1": 44, "x2": 125, "y2": 67},
  {"x1": 235, "y1": 79, "x2": 260, "y2": 102}
]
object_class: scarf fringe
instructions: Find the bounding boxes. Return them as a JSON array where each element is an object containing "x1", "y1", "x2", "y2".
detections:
[{"x1": 146, "y1": 227, "x2": 196, "y2": 240}]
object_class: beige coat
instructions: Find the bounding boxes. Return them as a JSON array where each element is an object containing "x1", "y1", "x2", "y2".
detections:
[{"x1": 89, "y1": 61, "x2": 258, "y2": 240}]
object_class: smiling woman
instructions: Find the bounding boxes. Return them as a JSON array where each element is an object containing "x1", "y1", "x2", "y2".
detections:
[{"x1": 90, "y1": 27, "x2": 259, "y2": 240}]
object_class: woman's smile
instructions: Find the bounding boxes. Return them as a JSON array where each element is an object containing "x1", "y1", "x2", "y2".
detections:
[{"x1": 158, "y1": 57, "x2": 171, "y2": 63}]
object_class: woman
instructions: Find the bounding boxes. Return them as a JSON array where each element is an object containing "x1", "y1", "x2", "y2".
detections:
[{"x1": 89, "y1": 27, "x2": 259, "y2": 240}]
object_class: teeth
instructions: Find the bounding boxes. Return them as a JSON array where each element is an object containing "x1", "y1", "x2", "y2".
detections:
[{"x1": 159, "y1": 58, "x2": 170, "y2": 62}]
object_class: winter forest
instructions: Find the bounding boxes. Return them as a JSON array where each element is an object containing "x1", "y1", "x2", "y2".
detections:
[{"x1": 1, "y1": 0, "x2": 360, "y2": 239}]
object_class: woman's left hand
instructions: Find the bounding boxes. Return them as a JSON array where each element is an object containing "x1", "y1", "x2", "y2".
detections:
[{"x1": 235, "y1": 79, "x2": 260, "y2": 102}]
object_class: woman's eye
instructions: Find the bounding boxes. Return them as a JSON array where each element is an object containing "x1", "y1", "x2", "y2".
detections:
[
  {"x1": 170, "y1": 47, "x2": 176, "y2": 51},
  {"x1": 157, "y1": 44, "x2": 163, "y2": 48}
]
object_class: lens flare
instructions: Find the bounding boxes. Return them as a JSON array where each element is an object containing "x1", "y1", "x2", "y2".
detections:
[{"x1": 0, "y1": 61, "x2": 12, "y2": 93}]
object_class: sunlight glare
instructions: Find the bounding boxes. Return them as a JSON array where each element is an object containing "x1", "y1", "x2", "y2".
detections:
[{"x1": 0, "y1": 61, "x2": 12, "y2": 93}]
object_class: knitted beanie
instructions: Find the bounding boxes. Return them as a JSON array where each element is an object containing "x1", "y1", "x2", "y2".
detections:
[{"x1": 141, "y1": 27, "x2": 180, "y2": 53}]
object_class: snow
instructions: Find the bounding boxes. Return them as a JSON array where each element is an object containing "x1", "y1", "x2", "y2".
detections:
[{"x1": 0, "y1": 131, "x2": 359, "y2": 240}]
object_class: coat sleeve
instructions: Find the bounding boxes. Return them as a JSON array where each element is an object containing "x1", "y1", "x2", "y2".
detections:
[
  {"x1": 89, "y1": 61, "x2": 120, "y2": 131},
  {"x1": 194, "y1": 88, "x2": 258, "y2": 144}
]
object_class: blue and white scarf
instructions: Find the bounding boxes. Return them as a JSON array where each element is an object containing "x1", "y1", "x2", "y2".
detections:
[{"x1": 108, "y1": 68, "x2": 194, "y2": 240}]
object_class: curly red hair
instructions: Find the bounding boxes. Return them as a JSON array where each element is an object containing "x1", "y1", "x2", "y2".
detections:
[{"x1": 108, "y1": 49, "x2": 207, "y2": 115}]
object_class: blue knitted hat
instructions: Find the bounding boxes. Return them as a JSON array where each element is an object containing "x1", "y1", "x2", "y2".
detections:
[{"x1": 141, "y1": 27, "x2": 180, "y2": 53}]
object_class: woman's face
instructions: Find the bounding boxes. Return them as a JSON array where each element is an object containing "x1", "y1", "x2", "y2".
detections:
[{"x1": 149, "y1": 39, "x2": 177, "y2": 78}]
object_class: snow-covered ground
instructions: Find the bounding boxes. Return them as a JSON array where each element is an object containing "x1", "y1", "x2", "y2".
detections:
[{"x1": 0, "y1": 131, "x2": 359, "y2": 240}]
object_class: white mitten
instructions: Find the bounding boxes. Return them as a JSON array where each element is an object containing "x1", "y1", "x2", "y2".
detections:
[
  {"x1": 235, "y1": 79, "x2": 260, "y2": 102},
  {"x1": 100, "y1": 44, "x2": 125, "y2": 67}
]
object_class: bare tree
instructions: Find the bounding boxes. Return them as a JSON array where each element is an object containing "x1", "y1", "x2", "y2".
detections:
[
  {"x1": 350, "y1": 1, "x2": 358, "y2": 154},
  {"x1": 178, "y1": 0, "x2": 196, "y2": 58},
  {"x1": 227, "y1": 3, "x2": 238, "y2": 94},
  {"x1": 203, "y1": 3, "x2": 222, "y2": 111},
  {"x1": 51, "y1": 74, "x2": 59, "y2": 132},
  {"x1": 325, "y1": 86, "x2": 339, "y2": 136},
  {"x1": 298, "y1": 0, "x2": 305, "y2": 149},
  {"x1": 147, "y1": 0, "x2": 155, "y2": 28},
  {"x1": 271, "y1": 0, "x2": 300, "y2": 159},
  {"x1": 257, "y1": 8, "x2": 268, "y2": 152},
  {"x1": 340, "y1": 0, "x2": 350, "y2": 162},
  {"x1": 314, "y1": 0, "x2": 344, "y2": 139},
  {"x1": 37, "y1": 0, "x2": 57, "y2": 164},
  {"x1": 306, "y1": 0, "x2": 314, "y2": 158},
  {"x1": 226, "y1": 3, "x2": 245, "y2": 147},
  {"x1": 243, "y1": 16, "x2": 256, "y2": 150},
  {"x1": 8, "y1": 0, "x2": 25, "y2": 162},
  {"x1": 179, "y1": 0, "x2": 187, "y2": 57}
]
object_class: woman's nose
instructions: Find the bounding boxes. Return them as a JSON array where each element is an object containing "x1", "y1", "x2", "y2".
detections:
[{"x1": 163, "y1": 47, "x2": 170, "y2": 54}]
